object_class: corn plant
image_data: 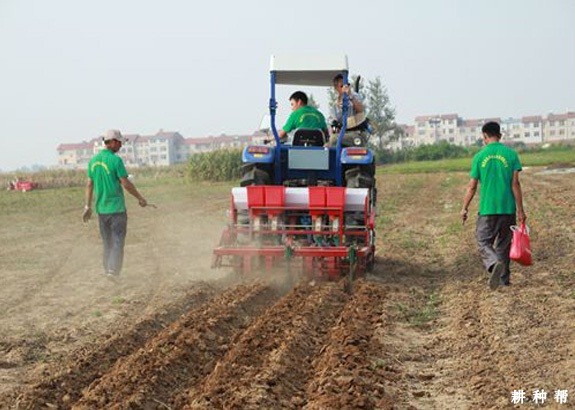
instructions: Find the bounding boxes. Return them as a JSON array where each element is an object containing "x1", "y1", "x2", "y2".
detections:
[{"x1": 187, "y1": 149, "x2": 242, "y2": 181}]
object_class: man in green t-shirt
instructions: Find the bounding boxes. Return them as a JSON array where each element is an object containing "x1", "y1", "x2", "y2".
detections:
[
  {"x1": 278, "y1": 91, "x2": 328, "y2": 144},
  {"x1": 83, "y1": 129, "x2": 148, "y2": 277},
  {"x1": 461, "y1": 122, "x2": 526, "y2": 290}
]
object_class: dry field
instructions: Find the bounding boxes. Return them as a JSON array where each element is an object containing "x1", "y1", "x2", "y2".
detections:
[{"x1": 0, "y1": 167, "x2": 573, "y2": 409}]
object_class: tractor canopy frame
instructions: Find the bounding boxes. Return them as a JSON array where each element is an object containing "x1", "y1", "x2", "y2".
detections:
[{"x1": 268, "y1": 54, "x2": 353, "y2": 186}]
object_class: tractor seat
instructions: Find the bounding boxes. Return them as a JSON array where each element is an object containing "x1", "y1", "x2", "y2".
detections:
[{"x1": 292, "y1": 128, "x2": 326, "y2": 147}]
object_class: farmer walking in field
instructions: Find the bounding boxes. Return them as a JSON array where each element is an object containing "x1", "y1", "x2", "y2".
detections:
[
  {"x1": 461, "y1": 121, "x2": 526, "y2": 289},
  {"x1": 83, "y1": 129, "x2": 148, "y2": 277}
]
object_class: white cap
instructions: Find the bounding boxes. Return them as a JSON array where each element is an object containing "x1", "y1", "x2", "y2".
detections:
[{"x1": 103, "y1": 129, "x2": 125, "y2": 142}]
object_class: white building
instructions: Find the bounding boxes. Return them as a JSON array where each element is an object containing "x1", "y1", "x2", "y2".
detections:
[
  {"x1": 408, "y1": 111, "x2": 574, "y2": 147},
  {"x1": 57, "y1": 130, "x2": 259, "y2": 169}
]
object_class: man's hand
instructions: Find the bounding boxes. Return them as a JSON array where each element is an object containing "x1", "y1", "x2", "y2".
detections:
[
  {"x1": 460, "y1": 209, "x2": 469, "y2": 225},
  {"x1": 517, "y1": 209, "x2": 526, "y2": 224},
  {"x1": 138, "y1": 198, "x2": 147, "y2": 207},
  {"x1": 342, "y1": 84, "x2": 352, "y2": 97},
  {"x1": 82, "y1": 206, "x2": 92, "y2": 223}
]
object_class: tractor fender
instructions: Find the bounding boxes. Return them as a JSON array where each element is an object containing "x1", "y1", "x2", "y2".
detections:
[{"x1": 242, "y1": 145, "x2": 275, "y2": 163}]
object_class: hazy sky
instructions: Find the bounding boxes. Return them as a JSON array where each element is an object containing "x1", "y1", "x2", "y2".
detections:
[{"x1": 1, "y1": 0, "x2": 574, "y2": 170}]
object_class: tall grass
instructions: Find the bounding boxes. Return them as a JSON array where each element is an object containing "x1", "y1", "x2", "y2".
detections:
[
  {"x1": 2, "y1": 143, "x2": 571, "y2": 189},
  {"x1": 0, "y1": 164, "x2": 189, "y2": 190},
  {"x1": 0, "y1": 169, "x2": 86, "y2": 189},
  {"x1": 187, "y1": 149, "x2": 242, "y2": 181},
  {"x1": 379, "y1": 148, "x2": 575, "y2": 174}
]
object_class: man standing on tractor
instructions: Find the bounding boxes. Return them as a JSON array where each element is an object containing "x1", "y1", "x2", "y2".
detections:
[
  {"x1": 83, "y1": 129, "x2": 148, "y2": 277},
  {"x1": 328, "y1": 74, "x2": 370, "y2": 147},
  {"x1": 278, "y1": 91, "x2": 329, "y2": 144}
]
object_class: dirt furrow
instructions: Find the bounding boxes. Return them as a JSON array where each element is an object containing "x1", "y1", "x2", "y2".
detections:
[
  {"x1": 72, "y1": 282, "x2": 278, "y2": 409},
  {"x1": 180, "y1": 281, "x2": 347, "y2": 409},
  {"x1": 3, "y1": 283, "x2": 218, "y2": 409},
  {"x1": 303, "y1": 280, "x2": 394, "y2": 409},
  {"x1": 406, "y1": 170, "x2": 575, "y2": 408}
]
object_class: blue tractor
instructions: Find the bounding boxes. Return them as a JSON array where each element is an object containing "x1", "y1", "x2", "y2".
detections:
[
  {"x1": 213, "y1": 55, "x2": 377, "y2": 282},
  {"x1": 240, "y1": 54, "x2": 375, "y2": 190}
]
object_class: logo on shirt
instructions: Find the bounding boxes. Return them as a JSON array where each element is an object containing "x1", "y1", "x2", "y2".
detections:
[
  {"x1": 298, "y1": 113, "x2": 321, "y2": 125},
  {"x1": 91, "y1": 161, "x2": 111, "y2": 174},
  {"x1": 481, "y1": 155, "x2": 509, "y2": 168}
]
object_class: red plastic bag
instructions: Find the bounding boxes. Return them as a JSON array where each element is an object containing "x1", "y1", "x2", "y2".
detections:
[{"x1": 510, "y1": 222, "x2": 532, "y2": 266}]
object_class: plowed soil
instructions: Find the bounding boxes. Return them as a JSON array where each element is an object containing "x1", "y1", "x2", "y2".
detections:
[{"x1": 1, "y1": 168, "x2": 573, "y2": 409}]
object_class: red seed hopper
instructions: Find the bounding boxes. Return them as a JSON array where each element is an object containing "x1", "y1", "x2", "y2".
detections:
[{"x1": 212, "y1": 185, "x2": 376, "y2": 281}]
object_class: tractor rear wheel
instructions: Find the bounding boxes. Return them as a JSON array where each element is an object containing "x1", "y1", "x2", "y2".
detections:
[
  {"x1": 344, "y1": 164, "x2": 375, "y2": 189},
  {"x1": 240, "y1": 164, "x2": 272, "y2": 186}
]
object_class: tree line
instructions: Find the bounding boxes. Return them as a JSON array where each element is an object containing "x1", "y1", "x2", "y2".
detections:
[
  {"x1": 186, "y1": 142, "x2": 476, "y2": 181},
  {"x1": 313, "y1": 74, "x2": 402, "y2": 149}
]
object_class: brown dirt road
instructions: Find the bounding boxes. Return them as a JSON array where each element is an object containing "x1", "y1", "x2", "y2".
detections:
[{"x1": 0, "y1": 169, "x2": 573, "y2": 409}]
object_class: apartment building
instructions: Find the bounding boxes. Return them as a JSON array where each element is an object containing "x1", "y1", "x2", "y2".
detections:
[
  {"x1": 185, "y1": 134, "x2": 253, "y2": 152},
  {"x1": 545, "y1": 112, "x2": 575, "y2": 142},
  {"x1": 133, "y1": 131, "x2": 185, "y2": 167},
  {"x1": 385, "y1": 124, "x2": 416, "y2": 151},
  {"x1": 58, "y1": 111, "x2": 574, "y2": 168},
  {"x1": 414, "y1": 114, "x2": 460, "y2": 145},
  {"x1": 519, "y1": 116, "x2": 544, "y2": 144},
  {"x1": 57, "y1": 130, "x2": 257, "y2": 169},
  {"x1": 410, "y1": 111, "x2": 575, "y2": 147},
  {"x1": 57, "y1": 141, "x2": 97, "y2": 168},
  {"x1": 460, "y1": 118, "x2": 501, "y2": 146}
]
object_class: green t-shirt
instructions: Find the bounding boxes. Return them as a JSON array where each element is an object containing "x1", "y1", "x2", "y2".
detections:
[
  {"x1": 87, "y1": 149, "x2": 128, "y2": 214},
  {"x1": 282, "y1": 105, "x2": 327, "y2": 133},
  {"x1": 470, "y1": 141, "x2": 522, "y2": 215}
]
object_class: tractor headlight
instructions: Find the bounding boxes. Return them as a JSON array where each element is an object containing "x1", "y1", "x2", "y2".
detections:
[{"x1": 353, "y1": 137, "x2": 362, "y2": 146}]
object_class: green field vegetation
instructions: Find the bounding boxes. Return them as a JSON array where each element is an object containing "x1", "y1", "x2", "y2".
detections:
[
  {"x1": 0, "y1": 164, "x2": 190, "y2": 191},
  {"x1": 187, "y1": 149, "x2": 242, "y2": 181},
  {"x1": 378, "y1": 147, "x2": 575, "y2": 174},
  {"x1": 1, "y1": 144, "x2": 572, "y2": 193},
  {"x1": 0, "y1": 174, "x2": 231, "y2": 221}
]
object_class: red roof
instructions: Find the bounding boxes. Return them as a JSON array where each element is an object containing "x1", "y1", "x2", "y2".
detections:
[
  {"x1": 57, "y1": 141, "x2": 92, "y2": 151},
  {"x1": 522, "y1": 115, "x2": 543, "y2": 123},
  {"x1": 414, "y1": 115, "x2": 435, "y2": 122},
  {"x1": 156, "y1": 131, "x2": 182, "y2": 139},
  {"x1": 414, "y1": 114, "x2": 459, "y2": 122},
  {"x1": 185, "y1": 135, "x2": 254, "y2": 146},
  {"x1": 185, "y1": 137, "x2": 216, "y2": 145},
  {"x1": 403, "y1": 125, "x2": 415, "y2": 135},
  {"x1": 122, "y1": 134, "x2": 140, "y2": 141},
  {"x1": 461, "y1": 118, "x2": 502, "y2": 127},
  {"x1": 547, "y1": 113, "x2": 569, "y2": 121},
  {"x1": 462, "y1": 119, "x2": 482, "y2": 127},
  {"x1": 440, "y1": 113, "x2": 459, "y2": 120}
]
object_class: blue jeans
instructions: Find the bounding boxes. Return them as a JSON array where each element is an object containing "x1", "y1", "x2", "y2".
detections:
[
  {"x1": 98, "y1": 212, "x2": 127, "y2": 274},
  {"x1": 476, "y1": 214, "x2": 515, "y2": 285}
]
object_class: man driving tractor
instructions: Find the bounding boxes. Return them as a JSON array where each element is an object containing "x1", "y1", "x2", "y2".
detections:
[{"x1": 278, "y1": 91, "x2": 329, "y2": 145}]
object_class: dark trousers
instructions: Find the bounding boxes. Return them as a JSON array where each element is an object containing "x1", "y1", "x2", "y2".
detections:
[
  {"x1": 98, "y1": 212, "x2": 128, "y2": 274},
  {"x1": 476, "y1": 214, "x2": 516, "y2": 285}
]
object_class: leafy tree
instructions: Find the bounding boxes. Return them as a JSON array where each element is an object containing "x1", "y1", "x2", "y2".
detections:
[
  {"x1": 365, "y1": 76, "x2": 397, "y2": 149},
  {"x1": 327, "y1": 85, "x2": 337, "y2": 116},
  {"x1": 308, "y1": 93, "x2": 319, "y2": 109},
  {"x1": 327, "y1": 74, "x2": 398, "y2": 148}
]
